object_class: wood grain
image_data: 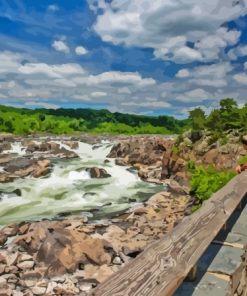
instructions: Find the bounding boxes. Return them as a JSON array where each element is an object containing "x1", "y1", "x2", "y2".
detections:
[{"x1": 90, "y1": 171, "x2": 247, "y2": 296}]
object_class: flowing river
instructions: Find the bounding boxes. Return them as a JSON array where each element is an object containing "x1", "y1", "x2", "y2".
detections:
[{"x1": 0, "y1": 140, "x2": 164, "y2": 225}]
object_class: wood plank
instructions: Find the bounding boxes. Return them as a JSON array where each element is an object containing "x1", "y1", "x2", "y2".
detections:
[{"x1": 89, "y1": 171, "x2": 247, "y2": 296}]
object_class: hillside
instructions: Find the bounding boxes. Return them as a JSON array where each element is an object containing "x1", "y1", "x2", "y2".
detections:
[{"x1": 0, "y1": 105, "x2": 189, "y2": 135}]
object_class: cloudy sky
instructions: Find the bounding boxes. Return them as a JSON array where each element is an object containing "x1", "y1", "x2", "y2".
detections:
[{"x1": 0, "y1": 0, "x2": 247, "y2": 118}]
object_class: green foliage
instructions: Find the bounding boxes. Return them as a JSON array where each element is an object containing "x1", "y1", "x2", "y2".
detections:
[
  {"x1": 187, "y1": 98, "x2": 247, "y2": 143},
  {"x1": 188, "y1": 161, "x2": 236, "y2": 202},
  {"x1": 0, "y1": 105, "x2": 187, "y2": 135},
  {"x1": 238, "y1": 155, "x2": 247, "y2": 165},
  {"x1": 189, "y1": 107, "x2": 206, "y2": 131}
]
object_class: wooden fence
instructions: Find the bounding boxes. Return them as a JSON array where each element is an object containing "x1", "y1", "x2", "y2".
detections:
[{"x1": 89, "y1": 171, "x2": 247, "y2": 296}]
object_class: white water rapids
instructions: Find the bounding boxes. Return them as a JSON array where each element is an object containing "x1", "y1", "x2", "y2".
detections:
[{"x1": 0, "y1": 140, "x2": 164, "y2": 225}]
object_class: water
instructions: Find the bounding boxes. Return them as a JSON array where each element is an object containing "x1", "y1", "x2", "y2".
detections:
[{"x1": 0, "y1": 140, "x2": 164, "y2": 225}]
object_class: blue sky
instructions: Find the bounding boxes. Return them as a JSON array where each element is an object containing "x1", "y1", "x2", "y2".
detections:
[{"x1": 0, "y1": 0, "x2": 247, "y2": 118}]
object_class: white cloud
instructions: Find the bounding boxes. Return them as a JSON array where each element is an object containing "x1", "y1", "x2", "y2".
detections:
[
  {"x1": 118, "y1": 87, "x2": 131, "y2": 94},
  {"x1": 90, "y1": 0, "x2": 246, "y2": 63},
  {"x1": 228, "y1": 44, "x2": 247, "y2": 60},
  {"x1": 75, "y1": 46, "x2": 88, "y2": 55},
  {"x1": 52, "y1": 40, "x2": 70, "y2": 54},
  {"x1": 176, "y1": 88, "x2": 212, "y2": 102},
  {"x1": 73, "y1": 71, "x2": 156, "y2": 87},
  {"x1": 122, "y1": 101, "x2": 171, "y2": 108},
  {"x1": 47, "y1": 4, "x2": 59, "y2": 12},
  {"x1": 19, "y1": 63, "x2": 85, "y2": 78},
  {"x1": 176, "y1": 62, "x2": 232, "y2": 87},
  {"x1": 176, "y1": 69, "x2": 190, "y2": 78},
  {"x1": 233, "y1": 73, "x2": 247, "y2": 85},
  {"x1": 1, "y1": 49, "x2": 247, "y2": 117},
  {"x1": 91, "y1": 91, "x2": 107, "y2": 97},
  {"x1": 0, "y1": 51, "x2": 23, "y2": 73}
]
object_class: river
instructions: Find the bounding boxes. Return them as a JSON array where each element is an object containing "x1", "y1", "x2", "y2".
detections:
[{"x1": 0, "y1": 139, "x2": 164, "y2": 225}]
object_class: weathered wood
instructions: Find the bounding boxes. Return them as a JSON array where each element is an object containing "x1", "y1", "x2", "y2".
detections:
[{"x1": 90, "y1": 172, "x2": 247, "y2": 296}]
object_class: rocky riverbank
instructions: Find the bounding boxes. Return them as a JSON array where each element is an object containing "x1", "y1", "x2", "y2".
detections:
[{"x1": 0, "y1": 131, "x2": 243, "y2": 295}]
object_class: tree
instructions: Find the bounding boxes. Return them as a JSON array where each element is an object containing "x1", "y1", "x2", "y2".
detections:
[{"x1": 189, "y1": 108, "x2": 206, "y2": 131}]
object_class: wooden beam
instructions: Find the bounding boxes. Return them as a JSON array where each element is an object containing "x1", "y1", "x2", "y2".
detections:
[{"x1": 89, "y1": 171, "x2": 247, "y2": 296}]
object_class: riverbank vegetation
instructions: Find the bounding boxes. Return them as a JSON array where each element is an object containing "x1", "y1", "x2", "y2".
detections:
[
  {"x1": 0, "y1": 105, "x2": 188, "y2": 135},
  {"x1": 189, "y1": 98, "x2": 247, "y2": 138},
  {"x1": 187, "y1": 161, "x2": 236, "y2": 210}
]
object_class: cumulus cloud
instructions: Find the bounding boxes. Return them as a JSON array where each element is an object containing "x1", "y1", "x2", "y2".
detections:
[
  {"x1": 18, "y1": 63, "x2": 85, "y2": 78},
  {"x1": 75, "y1": 46, "x2": 88, "y2": 55},
  {"x1": 0, "y1": 51, "x2": 24, "y2": 73},
  {"x1": 89, "y1": 0, "x2": 246, "y2": 63},
  {"x1": 52, "y1": 40, "x2": 70, "y2": 54},
  {"x1": 228, "y1": 44, "x2": 247, "y2": 60},
  {"x1": 234, "y1": 73, "x2": 247, "y2": 85},
  {"x1": 176, "y1": 62, "x2": 233, "y2": 87},
  {"x1": 1, "y1": 49, "x2": 247, "y2": 117},
  {"x1": 73, "y1": 71, "x2": 156, "y2": 87},
  {"x1": 47, "y1": 4, "x2": 59, "y2": 12},
  {"x1": 91, "y1": 91, "x2": 107, "y2": 97}
]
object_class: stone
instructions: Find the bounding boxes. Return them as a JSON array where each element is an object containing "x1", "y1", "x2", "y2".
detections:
[
  {"x1": 17, "y1": 260, "x2": 35, "y2": 270},
  {"x1": 31, "y1": 286, "x2": 47, "y2": 295},
  {"x1": 0, "y1": 233, "x2": 7, "y2": 246},
  {"x1": 112, "y1": 256, "x2": 122, "y2": 265},
  {"x1": 0, "y1": 264, "x2": 6, "y2": 274},
  {"x1": 0, "y1": 254, "x2": 7, "y2": 264},
  {"x1": 83, "y1": 264, "x2": 119, "y2": 283},
  {"x1": 2, "y1": 224, "x2": 19, "y2": 237},
  {"x1": 86, "y1": 167, "x2": 111, "y2": 178}
]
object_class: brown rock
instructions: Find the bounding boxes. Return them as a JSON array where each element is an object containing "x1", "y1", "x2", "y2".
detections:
[
  {"x1": 86, "y1": 167, "x2": 111, "y2": 178},
  {"x1": 0, "y1": 233, "x2": 7, "y2": 246},
  {"x1": 2, "y1": 224, "x2": 19, "y2": 236},
  {"x1": 83, "y1": 264, "x2": 119, "y2": 283}
]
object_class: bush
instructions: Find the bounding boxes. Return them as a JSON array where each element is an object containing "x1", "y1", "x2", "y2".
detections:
[{"x1": 188, "y1": 161, "x2": 236, "y2": 202}]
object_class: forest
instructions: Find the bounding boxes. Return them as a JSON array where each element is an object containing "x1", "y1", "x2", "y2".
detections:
[
  {"x1": 0, "y1": 105, "x2": 188, "y2": 135},
  {"x1": 0, "y1": 98, "x2": 246, "y2": 136}
]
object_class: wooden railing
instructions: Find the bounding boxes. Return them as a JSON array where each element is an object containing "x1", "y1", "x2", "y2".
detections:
[{"x1": 89, "y1": 171, "x2": 247, "y2": 296}]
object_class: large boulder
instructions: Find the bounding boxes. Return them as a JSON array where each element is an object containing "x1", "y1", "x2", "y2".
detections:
[
  {"x1": 107, "y1": 136, "x2": 170, "y2": 166},
  {"x1": 13, "y1": 221, "x2": 115, "y2": 277},
  {"x1": 86, "y1": 167, "x2": 111, "y2": 178},
  {"x1": 0, "y1": 157, "x2": 51, "y2": 182}
]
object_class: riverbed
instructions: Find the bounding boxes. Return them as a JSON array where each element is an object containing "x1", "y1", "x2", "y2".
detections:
[{"x1": 0, "y1": 139, "x2": 164, "y2": 225}]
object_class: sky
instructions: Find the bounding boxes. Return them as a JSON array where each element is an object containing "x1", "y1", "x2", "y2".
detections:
[{"x1": 0, "y1": 0, "x2": 247, "y2": 118}]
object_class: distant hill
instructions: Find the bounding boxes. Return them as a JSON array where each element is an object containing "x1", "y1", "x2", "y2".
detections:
[{"x1": 0, "y1": 105, "x2": 189, "y2": 135}]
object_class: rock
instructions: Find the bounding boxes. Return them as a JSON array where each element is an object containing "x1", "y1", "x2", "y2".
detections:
[
  {"x1": 115, "y1": 158, "x2": 128, "y2": 166},
  {"x1": 17, "y1": 260, "x2": 35, "y2": 270},
  {"x1": 0, "y1": 254, "x2": 7, "y2": 264},
  {"x1": 0, "y1": 264, "x2": 6, "y2": 274},
  {"x1": 112, "y1": 256, "x2": 122, "y2": 265},
  {"x1": 18, "y1": 254, "x2": 33, "y2": 262},
  {"x1": 0, "y1": 233, "x2": 7, "y2": 245},
  {"x1": 0, "y1": 133, "x2": 14, "y2": 143},
  {"x1": 166, "y1": 180, "x2": 187, "y2": 195},
  {"x1": 4, "y1": 158, "x2": 35, "y2": 174},
  {"x1": 86, "y1": 167, "x2": 111, "y2": 178},
  {"x1": 26, "y1": 225, "x2": 115, "y2": 276},
  {"x1": 0, "y1": 288, "x2": 12, "y2": 296},
  {"x1": 5, "y1": 252, "x2": 19, "y2": 266},
  {"x1": 4, "y1": 265, "x2": 18, "y2": 274},
  {"x1": 108, "y1": 137, "x2": 170, "y2": 167},
  {"x1": 83, "y1": 264, "x2": 119, "y2": 283},
  {"x1": 0, "y1": 174, "x2": 14, "y2": 183},
  {"x1": 62, "y1": 141, "x2": 79, "y2": 150},
  {"x1": 2, "y1": 224, "x2": 19, "y2": 236},
  {"x1": 146, "y1": 191, "x2": 171, "y2": 207},
  {"x1": 31, "y1": 284, "x2": 47, "y2": 295}
]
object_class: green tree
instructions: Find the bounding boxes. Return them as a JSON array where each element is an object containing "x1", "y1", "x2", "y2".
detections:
[{"x1": 189, "y1": 108, "x2": 206, "y2": 131}]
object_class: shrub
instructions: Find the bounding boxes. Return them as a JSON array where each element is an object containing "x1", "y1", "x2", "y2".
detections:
[{"x1": 188, "y1": 161, "x2": 236, "y2": 202}]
